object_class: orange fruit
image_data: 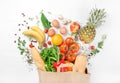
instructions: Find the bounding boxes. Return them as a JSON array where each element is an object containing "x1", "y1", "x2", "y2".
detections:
[{"x1": 52, "y1": 34, "x2": 63, "y2": 46}]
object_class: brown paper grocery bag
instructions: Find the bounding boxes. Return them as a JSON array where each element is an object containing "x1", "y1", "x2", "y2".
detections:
[{"x1": 38, "y1": 70, "x2": 90, "y2": 83}]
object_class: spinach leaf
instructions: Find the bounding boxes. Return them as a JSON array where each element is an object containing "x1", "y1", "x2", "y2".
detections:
[{"x1": 41, "y1": 12, "x2": 51, "y2": 29}]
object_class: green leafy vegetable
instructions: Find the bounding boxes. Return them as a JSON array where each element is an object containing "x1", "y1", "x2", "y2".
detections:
[
  {"x1": 41, "y1": 12, "x2": 51, "y2": 29},
  {"x1": 92, "y1": 49, "x2": 100, "y2": 55},
  {"x1": 98, "y1": 41, "x2": 104, "y2": 49},
  {"x1": 91, "y1": 34, "x2": 107, "y2": 55},
  {"x1": 40, "y1": 46, "x2": 60, "y2": 72},
  {"x1": 17, "y1": 38, "x2": 26, "y2": 55}
]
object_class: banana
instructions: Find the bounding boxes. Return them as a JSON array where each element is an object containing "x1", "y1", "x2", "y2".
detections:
[
  {"x1": 22, "y1": 30, "x2": 43, "y2": 43},
  {"x1": 31, "y1": 26, "x2": 45, "y2": 41}
]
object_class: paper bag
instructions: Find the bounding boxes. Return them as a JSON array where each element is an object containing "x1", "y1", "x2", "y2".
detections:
[{"x1": 38, "y1": 70, "x2": 90, "y2": 83}]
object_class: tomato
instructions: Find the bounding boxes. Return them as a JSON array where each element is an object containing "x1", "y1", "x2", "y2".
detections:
[
  {"x1": 47, "y1": 41, "x2": 51, "y2": 45},
  {"x1": 70, "y1": 22, "x2": 80, "y2": 33},
  {"x1": 69, "y1": 43, "x2": 80, "y2": 53},
  {"x1": 43, "y1": 43, "x2": 47, "y2": 47},
  {"x1": 44, "y1": 29, "x2": 48, "y2": 33},
  {"x1": 60, "y1": 53, "x2": 66, "y2": 60},
  {"x1": 60, "y1": 43, "x2": 68, "y2": 53},
  {"x1": 29, "y1": 43, "x2": 34, "y2": 48},
  {"x1": 67, "y1": 52, "x2": 76, "y2": 62},
  {"x1": 65, "y1": 37, "x2": 74, "y2": 45},
  {"x1": 90, "y1": 45, "x2": 95, "y2": 50}
]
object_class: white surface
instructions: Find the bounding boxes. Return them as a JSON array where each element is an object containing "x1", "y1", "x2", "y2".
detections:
[{"x1": 0, "y1": 0, "x2": 120, "y2": 83}]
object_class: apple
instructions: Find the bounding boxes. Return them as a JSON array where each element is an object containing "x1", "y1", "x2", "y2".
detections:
[{"x1": 70, "y1": 22, "x2": 80, "y2": 33}]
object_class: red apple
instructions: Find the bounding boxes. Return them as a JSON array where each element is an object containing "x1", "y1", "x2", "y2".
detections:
[{"x1": 70, "y1": 22, "x2": 80, "y2": 33}]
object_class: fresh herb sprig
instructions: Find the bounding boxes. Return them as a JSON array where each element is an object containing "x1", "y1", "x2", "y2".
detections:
[
  {"x1": 17, "y1": 38, "x2": 26, "y2": 55},
  {"x1": 91, "y1": 34, "x2": 107, "y2": 55}
]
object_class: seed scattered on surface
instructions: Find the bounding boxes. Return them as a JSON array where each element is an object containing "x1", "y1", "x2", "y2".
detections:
[
  {"x1": 21, "y1": 13, "x2": 25, "y2": 17},
  {"x1": 19, "y1": 28, "x2": 21, "y2": 31},
  {"x1": 24, "y1": 20, "x2": 26, "y2": 22},
  {"x1": 14, "y1": 34, "x2": 17, "y2": 36},
  {"x1": 22, "y1": 24, "x2": 24, "y2": 26},
  {"x1": 27, "y1": 26, "x2": 30, "y2": 29},
  {"x1": 58, "y1": 15, "x2": 64, "y2": 20},
  {"x1": 14, "y1": 40, "x2": 16, "y2": 43},
  {"x1": 62, "y1": 20, "x2": 68, "y2": 25},
  {"x1": 66, "y1": 19, "x2": 71, "y2": 23},
  {"x1": 26, "y1": 22, "x2": 28, "y2": 24},
  {"x1": 31, "y1": 40, "x2": 37, "y2": 43},
  {"x1": 48, "y1": 11, "x2": 52, "y2": 14},
  {"x1": 18, "y1": 24, "x2": 20, "y2": 26}
]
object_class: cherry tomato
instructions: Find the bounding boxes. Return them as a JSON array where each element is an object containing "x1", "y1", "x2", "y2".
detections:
[
  {"x1": 43, "y1": 43, "x2": 47, "y2": 47},
  {"x1": 47, "y1": 41, "x2": 51, "y2": 45},
  {"x1": 29, "y1": 42, "x2": 34, "y2": 48},
  {"x1": 69, "y1": 43, "x2": 80, "y2": 53},
  {"x1": 65, "y1": 37, "x2": 74, "y2": 45},
  {"x1": 90, "y1": 45, "x2": 95, "y2": 50},
  {"x1": 44, "y1": 29, "x2": 48, "y2": 33},
  {"x1": 67, "y1": 52, "x2": 76, "y2": 62},
  {"x1": 60, "y1": 43, "x2": 68, "y2": 53},
  {"x1": 70, "y1": 22, "x2": 80, "y2": 33}
]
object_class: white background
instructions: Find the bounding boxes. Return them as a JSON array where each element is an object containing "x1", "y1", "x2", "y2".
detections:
[{"x1": 0, "y1": 0, "x2": 120, "y2": 83}]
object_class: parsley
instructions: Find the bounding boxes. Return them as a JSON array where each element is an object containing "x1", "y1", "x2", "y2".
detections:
[
  {"x1": 17, "y1": 38, "x2": 26, "y2": 55},
  {"x1": 92, "y1": 49, "x2": 100, "y2": 55},
  {"x1": 91, "y1": 34, "x2": 107, "y2": 55},
  {"x1": 98, "y1": 41, "x2": 104, "y2": 49}
]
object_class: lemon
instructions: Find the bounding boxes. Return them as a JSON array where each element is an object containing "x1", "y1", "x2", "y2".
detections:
[{"x1": 52, "y1": 34, "x2": 63, "y2": 46}]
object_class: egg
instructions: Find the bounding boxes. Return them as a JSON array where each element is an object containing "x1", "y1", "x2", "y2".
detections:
[{"x1": 60, "y1": 27, "x2": 67, "y2": 35}]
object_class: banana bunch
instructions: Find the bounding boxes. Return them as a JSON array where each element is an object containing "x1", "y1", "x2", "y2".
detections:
[{"x1": 23, "y1": 26, "x2": 45, "y2": 43}]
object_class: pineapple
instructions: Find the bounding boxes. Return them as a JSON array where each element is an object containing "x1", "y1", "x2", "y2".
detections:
[{"x1": 79, "y1": 8, "x2": 106, "y2": 44}]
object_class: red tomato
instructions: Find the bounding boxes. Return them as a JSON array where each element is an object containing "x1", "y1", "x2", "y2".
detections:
[
  {"x1": 44, "y1": 29, "x2": 48, "y2": 33},
  {"x1": 70, "y1": 22, "x2": 80, "y2": 33},
  {"x1": 90, "y1": 45, "x2": 95, "y2": 50},
  {"x1": 60, "y1": 43, "x2": 68, "y2": 53},
  {"x1": 67, "y1": 52, "x2": 76, "y2": 62},
  {"x1": 47, "y1": 41, "x2": 51, "y2": 45},
  {"x1": 29, "y1": 43, "x2": 34, "y2": 48},
  {"x1": 43, "y1": 43, "x2": 47, "y2": 47},
  {"x1": 69, "y1": 43, "x2": 80, "y2": 53},
  {"x1": 65, "y1": 37, "x2": 74, "y2": 45}
]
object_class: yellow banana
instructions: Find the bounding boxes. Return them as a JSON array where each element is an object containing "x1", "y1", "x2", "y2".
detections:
[
  {"x1": 22, "y1": 30, "x2": 43, "y2": 43},
  {"x1": 31, "y1": 26, "x2": 45, "y2": 41}
]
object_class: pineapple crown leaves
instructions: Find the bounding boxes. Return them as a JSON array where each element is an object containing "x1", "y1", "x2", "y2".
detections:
[{"x1": 87, "y1": 8, "x2": 106, "y2": 28}]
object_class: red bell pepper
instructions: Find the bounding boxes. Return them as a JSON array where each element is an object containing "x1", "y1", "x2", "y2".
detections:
[{"x1": 53, "y1": 59, "x2": 65, "y2": 70}]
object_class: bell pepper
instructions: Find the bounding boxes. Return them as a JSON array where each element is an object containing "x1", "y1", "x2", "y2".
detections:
[{"x1": 53, "y1": 59, "x2": 65, "y2": 70}]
